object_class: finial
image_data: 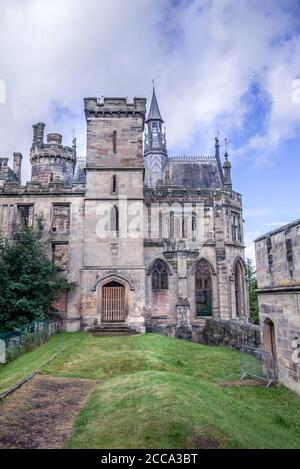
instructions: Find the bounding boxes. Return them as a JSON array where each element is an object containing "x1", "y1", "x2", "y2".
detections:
[
  {"x1": 224, "y1": 138, "x2": 228, "y2": 158},
  {"x1": 152, "y1": 78, "x2": 155, "y2": 89},
  {"x1": 72, "y1": 133, "x2": 77, "y2": 155}
]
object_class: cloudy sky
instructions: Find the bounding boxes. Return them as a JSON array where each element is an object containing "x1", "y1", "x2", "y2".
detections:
[{"x1": 0, "y1": 0, "x2": 300, "y2": 261}]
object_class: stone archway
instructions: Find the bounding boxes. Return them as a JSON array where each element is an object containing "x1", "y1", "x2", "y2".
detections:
[
  {"x1": 263, "y1": 317, "x2": 278, "y2": 378},
  {"x1": 234, "y1": 258, "x2": 246, "y2": 317},
  {"x1": 101, "y1": 280, "x2": 126, "y2": 322},
  {"x1": 263, "y1": 318, "x2": 277, "y2": 360}
]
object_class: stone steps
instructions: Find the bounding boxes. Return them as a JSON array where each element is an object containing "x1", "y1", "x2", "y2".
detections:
[{"x1": 88, "y1": 323, "x2": 138, "y2": 336}]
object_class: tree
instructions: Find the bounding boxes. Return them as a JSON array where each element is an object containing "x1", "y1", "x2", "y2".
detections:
[
  {"x1": 246, "y1": 258, "x2": 259, "y2": 325},
  {"x1": 0, "y1": 220, "x2": 73, "y2": 330}
]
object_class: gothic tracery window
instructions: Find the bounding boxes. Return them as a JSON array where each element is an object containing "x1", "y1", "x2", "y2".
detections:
[
  {"x1": 195, "y1": 259, "x2": 212, "y2": 316},
  {"x1": 152, "y1": 259, "x2": 168, "y2": 290}
]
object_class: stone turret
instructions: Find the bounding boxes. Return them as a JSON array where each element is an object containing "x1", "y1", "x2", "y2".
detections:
[{"x1": 30, "y1": 123, "x2": 76, "y2": 185}]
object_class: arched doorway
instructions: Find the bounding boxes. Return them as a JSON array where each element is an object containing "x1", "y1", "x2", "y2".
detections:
[
  {"x1": 195, "y1": 259, "x2": 212, "y2": 316},
  {"x1": 234, "y1": 259, "x2": 245, "y2": 317},
  {"x1": 263, "y1": 318, "x2": 277, "y2": 378},
  {"x1": 263, "y1": 318, "x2": 277, "y2": 359},
  {"x1": 101, "y1": 281, "x2": 125, "y2": 322}
]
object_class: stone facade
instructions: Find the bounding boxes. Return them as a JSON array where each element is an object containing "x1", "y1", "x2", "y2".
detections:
[
  {"x1": 0, "y1": 89, "x2": 250, "y2": 335},
  {"x1": 255, "y1": 219, "x2": 300, "y2": 394}
]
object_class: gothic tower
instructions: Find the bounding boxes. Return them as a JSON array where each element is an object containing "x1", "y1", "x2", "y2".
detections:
[
  {"x1": 82, "y1": 97, "x2": 147, "y2": 331},
  {"x1": 144, "y1": 85, "x2": 167, "y2": 188}
]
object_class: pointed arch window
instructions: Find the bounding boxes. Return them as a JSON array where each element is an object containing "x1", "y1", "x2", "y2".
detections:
[
  {"x1": 235, "y1": 259, "x2": 245, "y2": 317},
  {"x1": 192, "y1": 211, "x2": 197, "y2": 240},
  {"x1": 195, "y1": 259, "x2": 212, "y2": 316},
  {"x1": 111, "y1": 205, "x2": 119, "y2": 233},
  {"x1": 152, "y1": 259, "x2": 168, "y2": 290},
  {"x1": 170, "y1": 211, "x2": 174, "y2": 238}
]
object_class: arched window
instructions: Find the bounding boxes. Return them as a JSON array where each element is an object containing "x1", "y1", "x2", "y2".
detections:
[
  {"x1": 195, "y1": 259, "x2": 212, "y2": 316},
  {"x1": 111, "y1": 205, "x2": 119, "y2": 232},
  {"x1": 232, "y1": 213, "x2": 242, "y2": 243},
  {"x1": 170, "y1": 211, "x2": 174, "y2": 238},
  {"x1": 235, "y1": 259, "x2": 245, "y2": 317},
  {"x1": 192, "y1": 211, "x2": 197, "y2": 240},
  {"x1": 111, "y1": 175, "x2": 117, "y2": 194},
  {"x1": 158, "y1": 211, "x2": 163, "y2": 238},
  {"x1": 152, "y1": 259, "x2": 168, "y2": 290}
]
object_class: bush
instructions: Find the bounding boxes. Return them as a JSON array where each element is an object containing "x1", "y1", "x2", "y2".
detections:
[{"x1": 0, "y1": 219, "x2": 73, "y2": 331}]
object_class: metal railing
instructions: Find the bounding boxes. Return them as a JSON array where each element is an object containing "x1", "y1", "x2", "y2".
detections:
[
  {"x1": 0, "y1": 320, "x2": 62, "y2": 364},
  {"x1": 240, "y1": 345, "x2": 277, "y2": 387}
]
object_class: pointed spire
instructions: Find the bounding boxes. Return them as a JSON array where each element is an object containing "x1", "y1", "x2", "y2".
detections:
[
  {"x1": 223, "y1": 138, "x2": 232, "y2": 190},
  {"x1": 146, "y1": 81, "x2": 164, "y2": 123},
  {"x1": 215, "y1": 132, "x2": 224, "y2": 184}
]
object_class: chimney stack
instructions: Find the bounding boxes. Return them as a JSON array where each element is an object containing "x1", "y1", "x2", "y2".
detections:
[
  {"x1": 13, "y1": 152, "x2": 22, "y2": 183},
  {"x1": 34, "y1": 122, "x2": 45, "y2": 147}
]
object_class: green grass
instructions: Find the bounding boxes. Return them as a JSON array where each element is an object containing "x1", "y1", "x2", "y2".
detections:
[
  {"x1": 0, "y1": 332, "x2": 83, "y2": 393},
  {"x1": 1, "y1": 332, "x2": 300, "y2": 448}
]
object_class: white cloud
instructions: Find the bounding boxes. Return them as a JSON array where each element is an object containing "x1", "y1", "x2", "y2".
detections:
[{"x1": 0, "y1": 0, "x2": 300, "y2": 182}]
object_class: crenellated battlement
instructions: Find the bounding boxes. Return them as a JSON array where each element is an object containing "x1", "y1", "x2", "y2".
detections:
[
  {"x1": 30, "y1": 123, "x2": 76, "y2": 186},
  {"x1": 168, "y1": 155, "x2": 216, "y2": 162},
  {"x1": 0, "y1": 179, "x2": 85, "y2": 195},
  {"x1": 84, "y1": 96, "x2": 146, "y2": 119}
]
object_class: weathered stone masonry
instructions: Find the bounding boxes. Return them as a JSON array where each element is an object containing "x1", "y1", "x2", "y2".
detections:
[
  {"x1": 255, "y1": 219, "x2": 300, "y2": 394},
  {"x1": 0, "y1": 88, "x2": 252, "y2": 340}
]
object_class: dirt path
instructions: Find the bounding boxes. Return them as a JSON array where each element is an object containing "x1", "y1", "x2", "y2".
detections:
[{"x1": 0, "y1": 374, "x2": 97, "y2": 449}]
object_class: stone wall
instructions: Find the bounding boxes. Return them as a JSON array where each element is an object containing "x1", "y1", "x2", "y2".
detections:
[
  {"x1": 194, "y1": 318, "x2": 260, "y2": 349},
  {"x1": 146, "y1": 318, "x2": 260, "y2": 349},
  {"x1": 255, "y1": 219, "x2": 300, "y2": 395}
]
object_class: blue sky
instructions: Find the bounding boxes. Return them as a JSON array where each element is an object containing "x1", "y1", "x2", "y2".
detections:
[{"x1": 0, "y1": 0, "x2": 300, "y2": 261}]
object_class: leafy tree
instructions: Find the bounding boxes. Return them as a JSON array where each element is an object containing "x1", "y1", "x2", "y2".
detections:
[
  {"x1": 246, "y1": 258, "x2": 259, "y2": 325},
  {"x1": 0, "y1": 219, "x2": 73, "y2": 330}
]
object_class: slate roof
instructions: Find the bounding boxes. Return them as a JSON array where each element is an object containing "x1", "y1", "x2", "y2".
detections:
[{"x1": 166, "y1": 157, "x2": 223, "y2": 190}]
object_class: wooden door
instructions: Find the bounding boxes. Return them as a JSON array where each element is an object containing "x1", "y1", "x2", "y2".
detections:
[{"x1": 102, "y1": 281, "x2": 125, "y2": 322}]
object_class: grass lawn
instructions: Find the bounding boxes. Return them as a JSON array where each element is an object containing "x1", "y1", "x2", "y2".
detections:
[
  {"x1": 1, "y1": 332, "x2": 300, "y2": 448},
  {"x1": 0, "y1": 332, "x2": 83, "y2": 393}
]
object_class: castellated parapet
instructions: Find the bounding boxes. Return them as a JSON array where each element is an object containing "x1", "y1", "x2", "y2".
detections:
[{"x1": 30, "y1": 123, "x2": 76, "y2": 186}]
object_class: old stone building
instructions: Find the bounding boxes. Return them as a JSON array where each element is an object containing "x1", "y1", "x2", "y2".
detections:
[
  {"x1": 0, "y1": 87, "x2": 249, "y2": 334},
  {"x1": 255, "y1": 220, "x2": 300, "y2": 394}
]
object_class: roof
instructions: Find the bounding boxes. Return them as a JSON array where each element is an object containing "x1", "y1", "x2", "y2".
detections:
[
  {"x1": 254, "y1": 218, "x2": 300, "y2": 242},
  {"x1": 146, "y1": 87, "x2": 163, "y2": 122},
  {"x1": 167, "y1": 157, "x2": 223, "y2": 189}
]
